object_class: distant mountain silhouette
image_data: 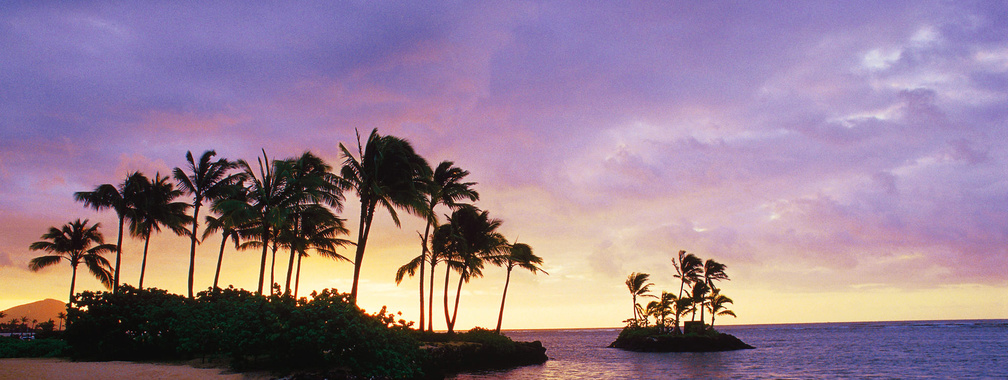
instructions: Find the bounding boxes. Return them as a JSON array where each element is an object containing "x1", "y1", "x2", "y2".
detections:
[{"x1": 2, "y1": 299, "x2": 66, "y2": 324}]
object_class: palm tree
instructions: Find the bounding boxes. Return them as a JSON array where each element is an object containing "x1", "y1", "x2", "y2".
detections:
[
  {"x1": 131, "y1": 173, "x2": 192, "y2": 289},
  {"x1": 276, "y1": 152, "x2": 346, "y2": 295},
  {"x1": 707, "y1": 289, "x2": 736, "y2": 329},
  {"x1": 672, "y1": 250, "x2": 703, "y2": 332},
  {"x1": 74, "y1": 171, "x2": 145, "y2": 293},
  {"x1": 699, "y1": 259, "x2": 728, "y2": 324},
  {"x1": 441, "y1": 206, "x2": 508, "y2": 334},
  {"x1": 703, "y1": 259, "x2": 729, "y2": 291},
  {"x1": 281, "y1": 204, "x2": 353, "y2": 297},
  {"x1": 204, "y1": 184, "x2": 247, "y2": 290},
  {"x1": 415, "y1": 161, "x2": 479, "y2": 331},
  {"x1": 173, "y1": 150, "x2": 241, "y2": 298},
  {"x1": 495, "y1": 242, "x2": 547, "y2": 334},
  {"x1": 28, "y1": 219, "x2": 115, "y2": 305},
  {"x1": 339, "y1": 128, "x2": 431, "y2": 304},
  {"x1": 57, "y1": 312, "x2": 66, "y2": 331},
  {"x1": 690, "y1": 281, "x2": 710, "y2": 323},
  {"x1": 224, "y1": 150, "x2": 293, "y2": 295},
  {"x1": 646, "y1": 291, "x2": 677, "y2": 333},
  {"x1": 625, "y1": 272, "x2": 656, "y2": 327}
]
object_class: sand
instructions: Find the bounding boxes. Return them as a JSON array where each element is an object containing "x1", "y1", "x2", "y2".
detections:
[{"x1": 0, "y1": 358, "x2": 271, "y2": 380}]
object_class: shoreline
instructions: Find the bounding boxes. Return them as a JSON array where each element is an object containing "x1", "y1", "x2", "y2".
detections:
[{"x1": 0, "y1": 358, "x2": 270, "y2": 380}]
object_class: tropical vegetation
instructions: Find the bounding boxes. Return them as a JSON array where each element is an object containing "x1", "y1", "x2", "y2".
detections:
[
  {"x1": 28, "y1": 219, "x2": 115, "y2": 306},
  {"x1": 22, "y1": 130, "x2": 550, "y2": 377},
  {"x1": 623, "y1": 251, "x2": 736, "y2": 333}
]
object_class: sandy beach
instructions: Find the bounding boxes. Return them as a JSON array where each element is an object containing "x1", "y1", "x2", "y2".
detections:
[{"x1": 0, "y1": 358, "x2": 270, "y2": 380}]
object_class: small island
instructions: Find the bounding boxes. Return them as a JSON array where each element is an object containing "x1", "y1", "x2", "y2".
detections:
[{"x1": 610, "y1": 250, "x2": 754, "y2": 352}]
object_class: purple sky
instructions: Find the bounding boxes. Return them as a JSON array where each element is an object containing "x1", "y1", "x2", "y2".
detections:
[{"x1": 2, "y1": 1, "x2": 1006, "y2": 327}]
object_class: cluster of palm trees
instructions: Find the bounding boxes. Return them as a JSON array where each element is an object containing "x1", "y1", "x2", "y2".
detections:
[
  {"x1": 28, "y1": 128, "x2": 547, "y2": 333},
  {"x1": 625, "y1": 250, "x2": 736, "y2": 333}
]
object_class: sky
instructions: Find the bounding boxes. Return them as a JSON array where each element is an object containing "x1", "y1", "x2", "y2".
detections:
[{"x1": 2, "y1": 1, "x2": 1007, "y2": 329}]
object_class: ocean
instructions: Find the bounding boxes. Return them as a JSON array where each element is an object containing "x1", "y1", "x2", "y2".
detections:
[{"x1": 450, "y1": 320, "x2": 1008, "y2": 379}]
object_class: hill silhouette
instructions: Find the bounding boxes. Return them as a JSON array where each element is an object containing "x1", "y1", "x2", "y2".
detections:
[{"x1": 2, "y1": 299, "x2": 66, "y2": 325}]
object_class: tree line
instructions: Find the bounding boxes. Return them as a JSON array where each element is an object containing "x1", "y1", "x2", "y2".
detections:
[
  {"x1": 28, "y1": 128, "x2": 546, "y2": 333},
  {"x1": 625, "y1": 250, "x2": 736, "y2": 333}
]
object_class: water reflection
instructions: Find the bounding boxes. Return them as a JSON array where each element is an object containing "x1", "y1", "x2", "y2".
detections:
[{"x1": 450, "y1": 320, "x2": 1008, "y2": 380}]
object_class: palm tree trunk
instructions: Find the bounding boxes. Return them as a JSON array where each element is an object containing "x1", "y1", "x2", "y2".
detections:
[
  {"x1": 213, "y1": 233, "x2": 227, "y2": 289},
  {"x1": 257, "y1": 227, "x2": 270, "y2": 295},
  {"x1": 450, "y1": 268, "x2": 466, "y2": 334},
  {"x1": 69, "y1": 264, "x2": 78, "y2": 306},
  {"x1": 284, "y1": 248, "x2": 296, "y2": 295},
  {"x1": 443, "y1": 266, "x2": 452, "y2": 333},
  {"x1": 114, "y1": 215, "x2": 124, "y2": 294},
  {"x1": 139, "y1": 233, "x2": 151, "y2": 288},
  {"x1": 350, "y1": 201, "x2": 375, "y2": 304},
  {"x1": 284, "y1": 219, "x2": 301, "y2": 295},
  {"x1": 418, "y1": 221, "x2": 431, "y2": 332},
  {"x1": 269, "y1": 241, "x2": 278, "y2": 293},
  {"x1": 188, "y1": 202, "x2": 201, "y2": 299},
  {"x1": 294, "y1": 253, "x2": 303, "y2": 298},
  {"x1": 427, "y1": 261, "x2": 436, "y2": 332},
  {"x1": 495, "y1": 267, "x2": 513, "y2": 334},
  {"x1": 675, "y1": 280, "x2": 686, "y2": 333},
  {"x1": 632, "y1": 294, "x2": 637, "y2": 325}
]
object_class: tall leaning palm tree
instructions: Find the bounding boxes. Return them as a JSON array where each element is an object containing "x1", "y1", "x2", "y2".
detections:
[
  {"x1": 174, "y1": 150, "x2": 241, "y2": 298},
  {"x1": 340, "y1": 128, "x2": 431, "y2": 305},
  {"x1": 495, "y1": 242, "x2": 547, "y2": 334},
  {"x1": 625, "y1": 272, "x2": 656, "y2": 327},
  {"x1": 417, "y1": 161, "x2": 478, "y2": 331},
  {"x1": 28, "y1": 219, "x2": 115, "y2": 306},
  {"x1": 132, "y1": 173, "x2": 191, "y2": 289},
  {"x1": 74, "y1": 171, "x2": 145, "y2": 293}
]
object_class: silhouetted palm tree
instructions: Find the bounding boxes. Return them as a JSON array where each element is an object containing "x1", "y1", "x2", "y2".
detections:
[
  {"x1": 441, "y1": 206, "x2": 508, "y2": 333},
  {"x1": 700, "y1": 259, "x2": 728, "y2": 324},
  {"x1": 646, "y1": 291, "x2": 677, "y2": 333},
  {"x1": 276, "y1": 152, "x2": 346, "y2": 295},
  {"x1": 339, "y1": 128, "x2": 431, "y2": 304},
  {"x1": 672, "y1": 251, "x2": 703, "y2": 331},
  {"x1": 625, "y1": 272, "x2": 656, "y2": 327},
  {"x1": 495, "y1": 242, "x2": 547, "y2": 334},
  {"x1": 57, "y1": 312, "x2": 65, "y2": 331},
  {"x1": 74, "y1": 171, "x2": 145, "y2": 293},
  {"x1": 415, "y1": 161, "x2": 479, "y2": 331},
  {"x1": 174, "y1": 150, "x2": 241, "y2": 298},
  {"x1": 690, "y1": 281, "x2": 710, "y2": 323},
  {"x1": 28, "y1": 219, "x2": 115, "y2": 305},
  {"x1": 703, "y1": 259, "x2": 729, "y2": 291},
  {"x1": 282, "y1": 204, "x2": 353, "y2": 297},
  {"x1": 224, "y1": 150, "x2": 293, "y2": 295},
  {"x1": 132, "y1": 173, "x2": 192, "y2": 289},
  {"x1": 707, "y1": 289, "x2": 736, "y2": 329},
  {"x1": 204, "y1": 183, "x2": 247, "y2": 289}
]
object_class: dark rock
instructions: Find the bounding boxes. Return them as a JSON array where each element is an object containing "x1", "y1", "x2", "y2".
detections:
[{"x1": 609, "y1": 332, "x2": 754, "y2": 352}]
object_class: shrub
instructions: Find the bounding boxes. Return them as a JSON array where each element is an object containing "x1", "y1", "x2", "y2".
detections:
[
  {"x1": 65, "y1": 286, "x2": 422, "y2": 378},
  {"x1": 0, "y1": 337, "x2": 71, "y2": 358}
]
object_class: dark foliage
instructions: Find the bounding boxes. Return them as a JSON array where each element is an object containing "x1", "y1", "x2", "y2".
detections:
[
  {"x1": 609, "y1": 326, "x2": 754, "y2": 352},
  {"x1": 64, "y1": 285, "x2": 423, "y2": 378},
  {"x1": 414, "y1": 327, "x2": 547, "y2": 377},
  {"x1": 0, "y1": 337, "x2": 71, "y2": 358}
]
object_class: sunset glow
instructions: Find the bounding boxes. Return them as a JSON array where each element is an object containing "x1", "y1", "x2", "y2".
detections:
[{"x1": 2, "y1": 1, "x2": 1006, "y2": 329}]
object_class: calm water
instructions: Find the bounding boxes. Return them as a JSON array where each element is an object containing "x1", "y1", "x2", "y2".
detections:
[{"x1": 450, "y1": 320, "x2": 1008, "y2": 379}]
